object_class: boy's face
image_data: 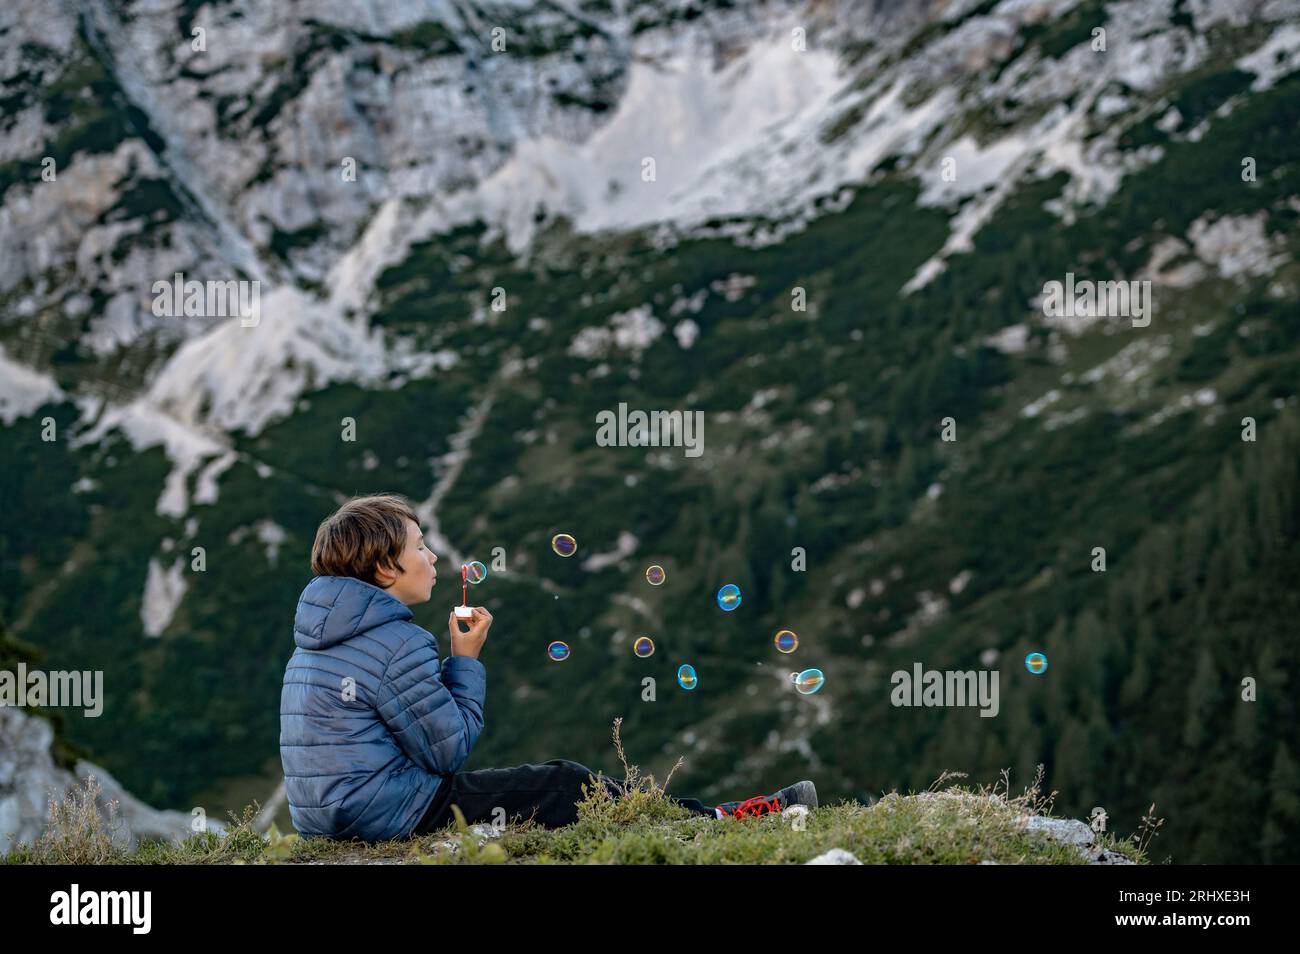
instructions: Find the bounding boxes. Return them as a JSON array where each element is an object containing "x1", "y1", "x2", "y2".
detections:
[{"x1": 375, "y1": 518, "x2": 438, "y2": 605}]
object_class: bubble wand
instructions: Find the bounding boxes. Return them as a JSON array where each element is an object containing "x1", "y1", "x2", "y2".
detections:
[{"x1": 455, "y1": 564, "x2": 474, "y2": 620}]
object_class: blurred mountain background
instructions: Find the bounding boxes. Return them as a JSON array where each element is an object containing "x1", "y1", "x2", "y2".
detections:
[{"x1": 2, "y1": 0, "x2": 1298, "y2": 862}]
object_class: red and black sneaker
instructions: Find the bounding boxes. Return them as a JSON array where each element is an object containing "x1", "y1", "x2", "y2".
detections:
[{"x1": 716, "y1": 780, "x2": 817, "y2": 819}]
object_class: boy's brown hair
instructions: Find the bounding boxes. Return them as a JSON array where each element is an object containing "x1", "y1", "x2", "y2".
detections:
[{"x1": 311, "y1": 494, "x2": 421, "y2": 588}]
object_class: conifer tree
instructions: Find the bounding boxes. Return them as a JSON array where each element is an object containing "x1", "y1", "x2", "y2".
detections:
[
  {"x1": 1182, "y1": 648, "x2": 1220, "y2": 750},
  {"x1": 1261, "y1": 744, "x2": 1300, "y2": 863}
]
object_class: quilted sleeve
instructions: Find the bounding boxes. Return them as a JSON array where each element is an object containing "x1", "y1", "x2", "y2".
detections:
[{"x1": 376, "y1": 631, "x2": 486, "y2": 777}]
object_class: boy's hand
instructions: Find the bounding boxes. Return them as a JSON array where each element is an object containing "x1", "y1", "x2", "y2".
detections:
[{"x1": 448, "y1": 607, "x2": 492, "y2": 659}]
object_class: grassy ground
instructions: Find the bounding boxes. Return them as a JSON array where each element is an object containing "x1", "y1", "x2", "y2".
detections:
[{"x1": 3, "y1": 722, "x2": 1152, "y2": 865}]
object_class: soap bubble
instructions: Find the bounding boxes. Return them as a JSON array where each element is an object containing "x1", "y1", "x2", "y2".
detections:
[
  {"x1": 677, "y1": 664, "x2": 698, "y2": 690},
  {"x1": 633, "y1": 636, "x2": 655, "y2": 658},
  {"x1": 551, "y1": 533, "x2": 577, "y2": 557},
  {"x1": 465, "y1": 561, "x2": 488, "y2": 584},
  {"x1": 645, "y1": 565, "x2": 666, "y2": 586},
  {"x1": 716, "y1": 584, "x2": 742, "y2": 611},
  {"x1": 547, "y1": 641, "x2": 570, "y2": 662},
  {"x1": 1025, "y1": 652, "x2": 1048, "y2": 675},
  {"x1": 791, "y1": 669, "x2": 824, "y2": 695},
  {"x1": 774, "y1": 630, "x2": 798, "y2": 654}
]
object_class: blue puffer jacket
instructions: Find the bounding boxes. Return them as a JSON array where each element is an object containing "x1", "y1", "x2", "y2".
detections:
[{"x1": 280, "y1": 575, "x2": 486, "y2": 841}]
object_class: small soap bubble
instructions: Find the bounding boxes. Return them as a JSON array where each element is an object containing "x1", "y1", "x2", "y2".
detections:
[
  {"x1": 634, "y1": 636, "x2": 655, "y2": 658},
  {"x1": 677, "y1": 664, "x2": 698, "y2": 690},
  {"x1": 774, "y1": 630, "x2": 798, "y2": 654},
  {"x1": 791, "y1": 668, "x2": 824, "y2": 695},
  {"x1": 1025, "y1": 652, "x2": 1048, "y2": 675},
  {"x1": 716, "y1": 584, "x2": 742, "y2": 611},
  {"x1": 645, "y1": 565, "x2": 666, "y2": 586},
  {"x1": 551, "y1": 533, "x2": 577, "y2": 557},
  {"x1": 465, "y1": 561, "x2": 488, "y2": 584},
  {"x1": 547, "y1": 641, "x2": 570, "y2": 662}
]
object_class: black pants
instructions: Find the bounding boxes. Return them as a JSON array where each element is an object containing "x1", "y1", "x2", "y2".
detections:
[{"x1": 411, "y1": 758, "x2": 717, "y2": 833}]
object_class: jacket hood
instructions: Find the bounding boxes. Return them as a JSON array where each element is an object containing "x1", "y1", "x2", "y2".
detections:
[{"x1": 294, "y1": 576, "x2": 413, "y2": 650}]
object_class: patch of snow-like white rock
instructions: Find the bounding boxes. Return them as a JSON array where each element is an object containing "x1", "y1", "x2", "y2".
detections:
[
  {"x1": 1022, "y1": 389, "x2": 1063, "y2": 418},
  {"x1": 1141, "y1": 236, "x2": 1208, "y2": 288},
  {"x1": 143, "y1": 284, "x2": 439, "y2": 436},
  {"x1": 141, "y1": 557, "x2": 188, "y2": 637},
  {"x1": 72, "y1": 394, "x2": 228, "y2": 518},
  {"x1": 1237, "y1": 21, "x2": 1300, "y2": 88},
  {"x1": 195, "y1": 452, "x2": 239, "y2": 507},
  {"x1": 568, "y1": 305, "x2": 665, "y2": 358},
  {"x1": 1187, "y1": 212, "x2": 1289, "y2": 279},
  {"x1": 985, "y1": 323, "x2": 1031, "y2": 354},
  {"x1": 417, "y1": 26, "x2": 855, "y2": 254},
  {"x1": 580, "y1": 531, "x2": 640, "y2": 572},
  {"x1": 1081, "y1": 336, "x2": 1175, "y2": 388},
  {"x1": 228, "y1": 519, "x2": 291, "y2": 566},
  {"x1": 673, "y1": 319, "x2": 700, "y2": 349},
  {"x1": 0, "y1": 344, "x2": 64, "y2": 424}
]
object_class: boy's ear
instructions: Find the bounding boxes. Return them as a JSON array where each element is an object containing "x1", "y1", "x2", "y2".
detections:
[{"x1": 373, "y1": 559, "x2": 397, "y2": 588}]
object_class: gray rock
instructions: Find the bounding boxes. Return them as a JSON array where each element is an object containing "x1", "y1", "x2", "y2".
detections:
[
  {"x1": 1015, "y1": 812, "x2": 1136, "y2": 864},
  {"x1": 805, "y1": 848, "x2": 862, "y2": 865},
  {"x1": 0, "y1": 707, "x2": 217, "y2": 857},
  {"x1": 1078, "y1": 844, "x2": 1137, "y2": 865},
  {"x1": 1018, "y1": 815, "x2": 1095, "y2": 848}
]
